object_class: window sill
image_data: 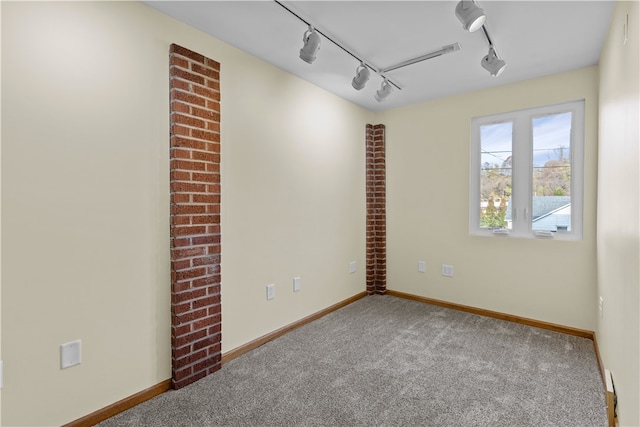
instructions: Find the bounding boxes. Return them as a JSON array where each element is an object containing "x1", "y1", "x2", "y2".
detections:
[{"x1": 470, "y1": 230, "x2": 582, "y2": 241}]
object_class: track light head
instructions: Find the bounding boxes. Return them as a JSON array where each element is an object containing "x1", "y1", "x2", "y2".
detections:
[
  {"x1": 455, "y1": 0, "x2": 486, "y2": 32},
  {"x1": 481, "y1": 47, "x2": 506, "y2": 76},
  {"x1": 351, "y1": 63, "x2": 371, "y2": 91},
  {"x1": 374, "y1": 79, "x2": 393, "y2": 103},
  {"x1": 299, "y1": 26, "x2": 321, "y2": 64}
]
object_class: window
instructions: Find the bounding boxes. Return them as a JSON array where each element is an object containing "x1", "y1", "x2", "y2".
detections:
[{"x1": 470, "y1": 100, "x2": 585, "y2": 240}]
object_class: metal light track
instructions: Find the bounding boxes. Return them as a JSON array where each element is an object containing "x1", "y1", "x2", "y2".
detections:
[
  {"x1": 273, "y1": 0, "x2": 402, "y2": 89},
  {"x1": 381, "y1": 43, "x2": 461, "y2": 73},
  {"x1": 274, "y1": 0, "x2": 463, "y2": 91}
]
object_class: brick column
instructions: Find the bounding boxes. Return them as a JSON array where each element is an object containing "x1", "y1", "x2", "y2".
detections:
[
  {"x1": 366, "y1": 124, "x2": 386, "y2": 295},
  {"x1": 169, "y1": 44, "x2": 222, "y2": 389}
]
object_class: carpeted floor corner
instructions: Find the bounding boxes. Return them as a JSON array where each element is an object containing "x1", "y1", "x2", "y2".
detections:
[{"x1": 98, "y1": 295, "x2": 607, "y2": 426}]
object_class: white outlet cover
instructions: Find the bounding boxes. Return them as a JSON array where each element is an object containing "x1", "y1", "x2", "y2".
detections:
[
  {"x1": 418, "y1": 261, "x2": 426, "y2": 273},
  {"x1": 61, "y1": 340, "x2": 82, "y2": 369},
  {"x1": 441, "y1": 265, "x2": 454, "y2": 277},
  {"x1": 266, "y1": 284, "x2": 275, "y2": 300},
  {"x1": 293, "y1": 277, "x2": 301, "y2": 292},
  {"x1": 599, "y1": 297, "x2": 604, "y2": 318},
  {"x1": 349, "y1": 261, "x2": 357, "y2": 274}
]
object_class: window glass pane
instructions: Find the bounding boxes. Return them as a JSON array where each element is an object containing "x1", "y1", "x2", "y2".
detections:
[
  {"x1": 480, "y1": 122, "x2": 512, "y2": 229},
  {"x1": 531, "y1": 112, "x2": 572, "y2": 232}
]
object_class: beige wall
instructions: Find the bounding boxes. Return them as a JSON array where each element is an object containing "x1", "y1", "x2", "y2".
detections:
[
  {"x1": 378, "y1": 67, "x2": 599, "y2": 331},
  {"x1": 597, "y1": 1, "x2": 640, "y2": 425},
  {"x1": 0, "y1": 1, "x2": 3, "y2": 421},
  {"x1": 221, "y1": 51, "x2": 370, "y2": 352},
  {"x1": 1, "y1": 2, "x2": 370, "y2": 425}
]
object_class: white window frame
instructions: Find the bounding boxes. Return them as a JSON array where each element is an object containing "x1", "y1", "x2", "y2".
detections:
[{"x1": 469, "y1": 100, "x2": 585, "y2": 240}]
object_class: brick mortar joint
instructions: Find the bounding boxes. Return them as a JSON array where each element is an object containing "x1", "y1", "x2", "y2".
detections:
[
  {"x1": 169, "y1": 80, "x2": 221, "y2": 94},
  {"x1": 170, "y1": 61, "x2": 220, "y2": 74},
  {"x1": 170, "y1": 52, "x2": 220, "y2": 68}
]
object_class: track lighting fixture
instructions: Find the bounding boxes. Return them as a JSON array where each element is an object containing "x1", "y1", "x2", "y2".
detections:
[
  {"x1": 374, "y1": 79, "x2": 393, "y2": 103},
  {"x1": 481, "y1": 46, "x2": 506, "y2": 76},
  {"x1": 299, "y1": 25, "x2": 321, "y2": 64},
  {"x1": 351, "y1": 63, "x2": 371, "y2": 91},
  {"x1": 275, "y1": 1, "x2": 468, "y2": 102},
  {"x1": 455, "y1": 2, "x2": 506, "y2": 79},
  {"x1": 455, "y1": 0, "x2": 486, "y2": 32}
]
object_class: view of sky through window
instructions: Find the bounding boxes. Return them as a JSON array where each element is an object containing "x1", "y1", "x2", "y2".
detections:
[
  {"x1": 480, "y1": 122, "x2": 512, "y2": 168},
  {"x1": 479, "y1": 112, "x2": 573, "y2": 231},
  {"x1": 532, "y1": 112, "x2": 572, "y2": 169},
  {"x1": 480, "y1": 122, "x2": 513, "y2": 229}
]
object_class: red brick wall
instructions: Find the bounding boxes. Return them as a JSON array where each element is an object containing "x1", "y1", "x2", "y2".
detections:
[
  {"x1": 169, "y1": 44, "x2": 222, "y2": 389},
  {"x1": 366, "y1": 124, "x2": 386, "y2": 295}
]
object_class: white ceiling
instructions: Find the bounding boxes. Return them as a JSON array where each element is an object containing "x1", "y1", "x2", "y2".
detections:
[{"x1": 144, "y1": 1, "x2": 615, "y2": 112}]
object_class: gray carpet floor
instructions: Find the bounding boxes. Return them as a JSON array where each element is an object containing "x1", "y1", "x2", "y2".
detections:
[{"x1": 98, "y1": 295, "x2": 607, "y2": 426}]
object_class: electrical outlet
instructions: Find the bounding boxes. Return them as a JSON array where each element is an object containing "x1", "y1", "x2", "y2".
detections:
[
  {"x1": 293, "y1": 277, "x2": 301, "y2": 292},
  {"x1": 624, "y1": 13, "x2": 629, "y2": 45},
  {"x1": 266, "y1": 284, "x2": 275, "y2": 300},
  {"x1": 0, "y1": 360, "x2": 3, "y2": 389},
  {"x1": 599, "y1": 296, "x2": 604, "y2": 318},
  {"x1": 349, "y1": 261, "x2": 356, "y2": 274},
  {"x1": 441, "y1": 264, "x2": 454, "y2": 277},
  {"x1": 418, "y1": 261, "x2": 426, "y2": 273},
  {"x1": 61, "y1": 340, "x2": 82, "y2": 369}
]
